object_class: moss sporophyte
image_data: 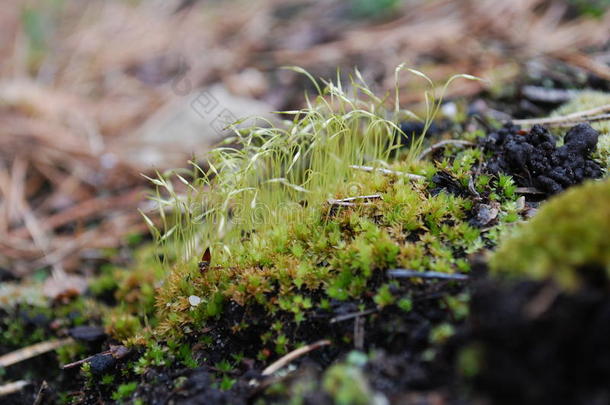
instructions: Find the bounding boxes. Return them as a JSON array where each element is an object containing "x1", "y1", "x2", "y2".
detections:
[
  {"x1": 122, "y1": 70, "x2": 515, "y2": 345},
  {"x1": 88, "y1": 69, "x2": 608, "y2": 400}
]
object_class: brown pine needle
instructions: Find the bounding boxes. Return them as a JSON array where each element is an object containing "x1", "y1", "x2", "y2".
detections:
[
  {"x1": 0, "y1": 338, "x2": 74, "y2": 368},
  {"x1": 262, "y1": 340, "x2": 331, "y2": 376},
  {"x1": 512, "y1": 105, "x2": 610, "y2": 127},
  {"x1": 349, "y1": 165, "x2": 425, "y2": 181},
  {"x1": 0, "y1": 381, "x2": 29, "y2": 397},
  {"x1": 327, "y1": 194, "x2": 382, "y2": 207}
]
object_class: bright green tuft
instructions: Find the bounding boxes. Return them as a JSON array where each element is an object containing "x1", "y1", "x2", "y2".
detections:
[{"x1": 490, "y1": 178, "x2": 610, "y2": 290}]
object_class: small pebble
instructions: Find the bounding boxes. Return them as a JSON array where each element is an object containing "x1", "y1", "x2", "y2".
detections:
[{"x1": 189, "y1": 295, "x2": 202, "y2": 307}]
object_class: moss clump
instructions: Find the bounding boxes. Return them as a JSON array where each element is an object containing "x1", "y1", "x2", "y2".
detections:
[
  {"x1": 140, "y1": 72, "x2": 519, "y2": 362},
  {"x1": 98, "y1": 72, "x2": 524, "y2": 403},
  {"x1": 490, "y1": 178, "x2": 610, "y2": 290}
]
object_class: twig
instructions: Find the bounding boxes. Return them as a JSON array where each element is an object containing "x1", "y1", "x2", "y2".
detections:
[
  {"x1": 525, "y1": 284, "x2": 560, "y2": 319},
  {"x1": 0, "y1": 381, "x2": 29, "y2": 397},
  {"x1": 468, "y1": 176, "x2": 481, "y2": 200},
  {"x1": 349, "y1": 165, "x2": 425, "y2": 181},
  {"x1": 515, "y1": 187, "x2": 545, "y2": 195},
  {"x1": 330, "y1": 308, "x2": 378, "y2": 323},
  {"x1": 0, "y1": 338, "x2": 74, "y2": 368},
  {"x1": 33, "y1": 381, "x2": 50, "y2": 405},
  {"x1": 512, "y1": 105, "x2": 610, "y2": 127},
  {"x1": 353, "y1": 317, "x2": 365, "y2": 350},
  {"x1": 327, "y1": 194, "x2": 382, "y2": 207},
  {"x1": 387, "y1": 269, "x2": 469, "y2": 281},
  {"x1": 262, "y1": 340, "x2": 331, "y2": 376},
  {"x1": 62, "y1": 345, "x2": 130, "y2": 369},
  {"x1": 515, "y1": 113, "x2": 610, "y2": 128},
  {"x1": 417, "y1": 140, "x2": 475, "y2": 160}
]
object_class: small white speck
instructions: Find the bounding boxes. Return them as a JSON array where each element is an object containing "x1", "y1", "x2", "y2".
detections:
[
  {"x1": 188, "y1": 295, "x2": 202, "y2": 307},
  {"x1": 441, "y1": 102, "x2": 457, "y2": 118}
]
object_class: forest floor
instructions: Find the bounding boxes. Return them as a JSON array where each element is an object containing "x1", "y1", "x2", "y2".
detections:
[{"x1": 1, "y1": 1, "x2": 609, "y2": 404}]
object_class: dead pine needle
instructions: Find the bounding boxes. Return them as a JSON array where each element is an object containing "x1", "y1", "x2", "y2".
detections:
[
  {"x1": 512, "y1": 104, "x2": 610, "y2": 127},
  {"x1": 349, "y1": 165, "x2": 425, "y2": 181},
  {"x1": 262, "y1": 340, "x2": 331, "y2": 376},
  {"x1": 327, "y1": 194, "x2": 382, "y2": 207},
  {"x1": 0, "y1": 380, "x2": 29, "y2": 397},
  {"x1": 516, "y1": 187, "x2": 545, "y2": 195},
  {"x1": 0, "y1": 338, "x2": 74, "y2": 368},
  {"x1": 330, "y1": 308, "x2": 379, "y2": 323}
]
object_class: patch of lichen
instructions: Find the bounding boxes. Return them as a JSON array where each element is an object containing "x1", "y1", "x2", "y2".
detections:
[{"x1": 490, "y1": 177, "x2": 610, "y2": 290}]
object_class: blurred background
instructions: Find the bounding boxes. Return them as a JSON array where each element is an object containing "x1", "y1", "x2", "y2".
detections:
[{"x1": 0, "y1": 0, "x2": 608, "y2": 279}]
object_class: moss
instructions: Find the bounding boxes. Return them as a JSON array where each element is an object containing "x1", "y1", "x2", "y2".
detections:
[
  {"x1": 92, "y1": 243, "x2": 166, "y2": 342},
  {"x1": 595, "y1": 132, "x2": 610, "y2": 171},
  {"x1": 490, "y1": 178, "x2": 610, "y2": 290},
  {"x1": 322, "y1": 362, "x2": 373, "y2": 405},
  {"x1": 111, "y1": 381, "x2": 138, "y2": 402},
  {"x1": 106, "y1": 71, "x2": 518, "y2": 381},
  {"x1": 150, "y1": 168, "x2": 508, "y2": 347}
]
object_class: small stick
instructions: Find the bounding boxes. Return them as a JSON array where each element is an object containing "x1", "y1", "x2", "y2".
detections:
[
  {"x1": 62, "y1": 345, "x2": 130, "y2": 369},
  {"x1": 33, "y1": 381, "x2": 49, "y2": 405},
  {"x1": 330, "y1": 308, "x2": 378, "y2": 323},
  {"x1": 468, "y1": 176, "x2": 481, "y2": 200},
  {"x1": 387, "y1": 269, "x2": 469, "y2": 281},
  {"x1": 0, "y1": 338, "x2": 74, "y2": 368},
  {"x1": 327, "y1": 194, "x2": 382, "y2": 207},
  {"x1": 515, "y1": 187, "x2": 545, "y2": 195},
  {"x1": 0, "y1": 380, "x2": 29, "y2": 397},
  {"x1": 417, "y1": 140, "x2": 475, "y2": 160},
  {"x1": 262, "y1": 340, "x2": 331, "y2": 376},
  {"x1": 512, "y1": 105, "x2": 610, "y2": 127},
  {"x1": 525, "y1": 284, "x2": 560, "y2": 319},
  {"x1": 349, "y1": 165, "x2": 425, "y2": 181},
  {"x1": 514, "y1": 113, "x2": 610, "y2": 128},
  {"x1": 353, "y1": 317, "x2": 365, "y2": 350}
]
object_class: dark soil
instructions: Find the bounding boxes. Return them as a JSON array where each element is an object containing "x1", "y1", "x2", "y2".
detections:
[
  {"x1": 482, "y1": 123, "x2": 603, "y2": 194},
  {"x1": 468, "y1": 270, "x2": 610, "y2": 405},
  {"x1": 80, "y1": 278, "x2": 469, "y2": 404}
]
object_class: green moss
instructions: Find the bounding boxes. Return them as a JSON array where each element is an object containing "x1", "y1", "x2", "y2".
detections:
[
  {"x1": 490, "y1": 178, "x2": 610, "y2": 290},
  {"x1": 322, "y1": 353, "x2": 373, "y2": 405},
  {"x1": 111, "y1": 381, "x2": 138, "y2": 402},
  {"x1": 110, "y1": 70, "x2": 515, "y2": 376}
]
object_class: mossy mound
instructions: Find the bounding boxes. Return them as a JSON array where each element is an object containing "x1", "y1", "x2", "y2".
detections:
[{"x1": 490, "y1": 177, "x2": 610, "y2": 290}]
